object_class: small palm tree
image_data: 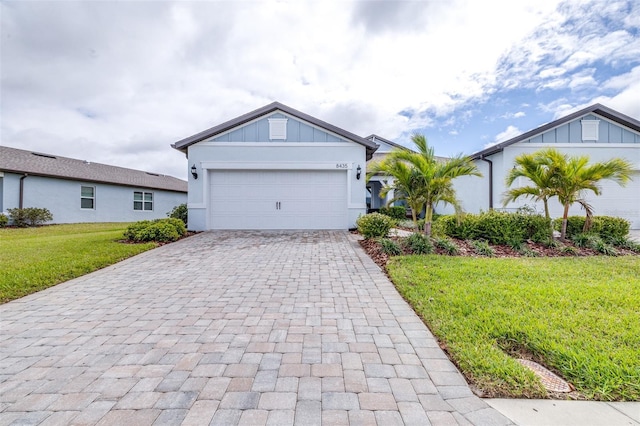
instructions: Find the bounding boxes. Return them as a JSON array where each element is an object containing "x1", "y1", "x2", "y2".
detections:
[
  {"x1": 503, "y1": 148, "x2": 635, "y2": 240},
  {"x1": 503, "y1": 151, "x2": 559, "y2": 240},
  {"x1": 369, "y1": 134, "x2": 481, "y2": 235},
  {"x1": 551, "y1": 151, "x2": 634, "y2": 240},
  {"x1": 368, "y1": 158, "x2": 427, "y2": 228}
]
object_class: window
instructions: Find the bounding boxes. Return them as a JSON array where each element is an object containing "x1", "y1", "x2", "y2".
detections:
[
  {"x1": 268, "y1": 118, "x2": 288, "y2": 140},
  {"x1": 134, "y1": 191, "x2": 153, "y2": 211},
  {"x1": 81, "y1": 186, "x2": 95, "y2": 209}
]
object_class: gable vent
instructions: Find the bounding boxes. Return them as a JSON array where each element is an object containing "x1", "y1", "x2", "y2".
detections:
[
  {"x1": 581, "y1": 119, "x2": 600, "y2": 141},
  {"x1": 268, "y1": 118, "x2": 288, "y2": 140}
]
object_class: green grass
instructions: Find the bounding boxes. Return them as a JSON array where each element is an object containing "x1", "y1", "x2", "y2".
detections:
[
  {"x1": 387, "y1": 256, "x2": 640, "y2": 401},
  {"x1": 0, "y1": 223, "x2": 156, "y2": 303}
]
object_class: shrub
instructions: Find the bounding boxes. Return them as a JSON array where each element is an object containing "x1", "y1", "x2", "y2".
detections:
[
  {"x1": 396, "y1": 219, "x2": 417, "y2": 230},
  {"x1": 608, "y1": 237, "x2": 640, "y2": 253},
  {"x1": 593, "y1": 240, "x2": 619, "y2": 256},
  {"x1": 379, "y1": 238, "x2": 402, "y2": 255},
  {"x1": 519, "y1": 247, "x2": 540, "y2": 257},
  {"x1": 7, "y1": 207, "x2": 53, "y2": 227},
  {"x1": 379, "y1": 206, "x2": 406, "y2": 220},
  {"x1": 124, "y1": 218, "x2": 187, "y2": 243},
  {"x1": 356, "y1": 213, "x2": 395, "y2": 239},
  {"x1": 560, "y1": 245, "x2": 579, "y2": 256},
  {"x1": 438, "y1": 214, "x2": 480, "y2": 240},
  {"x1": 593, "y1": 217, "x2": 630, "y2": 241},
  {"x1": 405, "y1": 233, "x2": 433, "y2": 254},
  {"x1": 554, "y1": 216, "x2": 630, "y2": 240},
  {"x1": 433, "y1": 237, "x2": 459, "y2": 255},
  {"x1": 167, "y1": 203, "x2": 188, "y2": 226},
  {"x1": 0, "y1": 214, "x2": 7, "y2": 228},
  {"x1": 470, "y1": 239, "x2": 495, "y2": 257},
  {"x1": 439, "y1": 211, "x2": 550, "y2": 244}
]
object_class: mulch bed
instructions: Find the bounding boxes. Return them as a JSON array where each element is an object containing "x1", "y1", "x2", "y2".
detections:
[{"x1": 359, "y1": 234, "x2": 638, "y2": 271}]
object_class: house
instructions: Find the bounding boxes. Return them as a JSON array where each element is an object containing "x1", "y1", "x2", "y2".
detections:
[
  {"x1": 452, "y1": 104, "x2": 640, "y2": 229},
  {"x1": 171, "y1": 102, "x2": 378, "y2": 231},
  {"x1": 0, "y1": 146, "x2": 187, "y2": 224}
]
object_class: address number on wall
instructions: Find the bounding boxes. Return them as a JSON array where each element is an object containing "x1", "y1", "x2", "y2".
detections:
[{"x1": 335, "y1": 163, "x2": 349, "y2": 169}]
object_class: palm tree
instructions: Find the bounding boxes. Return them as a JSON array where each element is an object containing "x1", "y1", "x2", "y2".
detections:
[
  {"x1": 368, "y1": 134, "x2": 481, "y2": 236},
  {"x1": 503, "y1": 150, "x2": 560, "y2": 240},
  {"x1": 550, "y1": 151, "x2": 634, "y2": 240},
  {"x1": 367, "y1": 158, "x2": 427, "y2": 228},
  {"x1": 503, "y1": 148, "x2": 635, "y2": 240}
]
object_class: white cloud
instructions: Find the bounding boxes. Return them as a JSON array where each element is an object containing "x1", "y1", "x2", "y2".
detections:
[
  {"x1": 501, "y1": 111, "x2": 526, "y2": 119},
  {"x1": 492, "y1": 125, "x2": 522, "y2": 145}
]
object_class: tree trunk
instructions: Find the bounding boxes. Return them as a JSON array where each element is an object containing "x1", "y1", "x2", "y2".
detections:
[
  {"x1": 561, "y1": 203, "x2": 570, "y2": 241},
  {"x1": 543, "y1": 199, "x2": 553, "y2": 240},
  {"x1": 423, "y1": 205, "x2": 433, "y2": 236},
  {"x1": 411, "y1": 206, "x2": 418, "y2": 230}
]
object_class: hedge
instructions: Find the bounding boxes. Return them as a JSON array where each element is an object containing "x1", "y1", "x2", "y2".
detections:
[{"x1": 437, "y1": 211, "x2": 550, "y2": 244}]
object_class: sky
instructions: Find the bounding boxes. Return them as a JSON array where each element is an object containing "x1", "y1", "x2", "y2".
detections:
[{"x1": 1, "y1": 0, "x2": 639, "y2": 181}]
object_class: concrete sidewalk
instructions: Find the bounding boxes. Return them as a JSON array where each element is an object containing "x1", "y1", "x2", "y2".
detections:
[{"x1": 486, "y1": 399, "x2": 640, "y2": 426}]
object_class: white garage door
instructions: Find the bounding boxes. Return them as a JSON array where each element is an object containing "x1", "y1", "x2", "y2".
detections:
[{"x1": 209, "y1": 170, "x2": 348, "y2": 230}]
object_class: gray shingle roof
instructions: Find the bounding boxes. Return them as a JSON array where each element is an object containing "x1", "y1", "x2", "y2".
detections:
[
  {"x1": 171, "y1": 101, "x2": 379, "y2": 160},
  {"x1": 0, "y1": 146, "x2": 187, "y2": 193}
]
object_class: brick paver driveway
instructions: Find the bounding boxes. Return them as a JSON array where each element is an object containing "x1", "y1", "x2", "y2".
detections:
[{"x1": 0, "y1": 231, "x2": 511, "y2": 425}]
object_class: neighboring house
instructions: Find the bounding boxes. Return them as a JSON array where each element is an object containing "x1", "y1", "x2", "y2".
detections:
[
  {"x1": 452, "y1": 104, "x2": 640, "y2": 229},
  {"x1": 172, "y1": 102, "x2": 378, "y2": 231},
  {"x1": 0, "y1": 146, "x2": 187, "y2": 224}
]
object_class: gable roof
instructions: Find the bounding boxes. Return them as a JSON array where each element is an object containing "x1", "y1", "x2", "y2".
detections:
[
  {"x1": 0, "y1": 146, "x2": 187, "y2": 193},
  {"x1": 365, "y1": 134, "x2": 412, "y2": 152},
  {"x1": 172, "y1": 101, "x2": 379, "y2": 160},
  {"x1": 471, "y1": 103, "x2": 640, "y2": 160}
]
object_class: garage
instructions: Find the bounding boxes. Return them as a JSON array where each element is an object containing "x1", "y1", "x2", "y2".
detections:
[
  {"x1": 171, "y1": 102, "x2": 378, "y2": 231},
  {"x1": 209, "y1": 170, "x2": 347, "y2": 230}
]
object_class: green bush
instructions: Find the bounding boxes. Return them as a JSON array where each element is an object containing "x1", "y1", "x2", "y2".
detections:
[
  {"x1": 7, "y1": 207, "x2": 53, "y2": 227},
  {"x1": 560, "y1": 245, "x2": 579, "y2": 256},
  {"x1": 379, "y1": 206, "x2": 406, "y2": 220},
  {"x1": 405, "y1": 233, "x2": 433, "y2": 254},
  {"x1": 439, "y1": 211, "x2": 550, "y2": 244},
  {"x1": 0, "y1": 214, "x2": 7, "y2": 228},
  {"x1": 433, "y1": 237, "x2": 459, "y2": 255},
  {"x1": 470, "y1": 239, "x2": 495, "y2": 257},
  {"x1": 379, "y1": 238, "x2": 402, "y2": 255},
  {"x1": 167, "y1": 203, "x2": 188, "y2": 226},
  {"x1": 593, "y1": 217, "x2": 630, "y2": 241},
  {"x1": 356, "y1": 213, "x2": 395, "y2": 239},
  {"x1": 124, "y1": 218, "x2": 187, "y2": 243},
  {"x1": 554, "y1": 216, "x2": 630, "y2": 240},
  {"x1": 608, "y1": 237, "x2": 640, "y2": 253}
]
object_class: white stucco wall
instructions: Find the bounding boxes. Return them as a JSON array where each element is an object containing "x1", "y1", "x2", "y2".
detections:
[
  {"x1": 186, "y1": 142, "x2": 368, "y2": 230},
  {"x1": 454, "y1": 144, "x2": 640, "y2": 229},
  {"x1": 1, "y1": 173, "x2": 186, "y2": 224}
]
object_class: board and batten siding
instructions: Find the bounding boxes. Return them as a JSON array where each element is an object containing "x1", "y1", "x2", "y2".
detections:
[
  {"x1": 210, "y1": 113, "x2": 348, "y2": 143},
  {"x1": 523, "y1": 114, "x2": 640, "y2": 144}
]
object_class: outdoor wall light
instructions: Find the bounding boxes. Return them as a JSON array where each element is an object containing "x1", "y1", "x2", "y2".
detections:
[
  {"x1": 356, "y1": 165, "x2": 362, "y2": 180},
  {"x1": 191, "y1": 164, "x2": 198, "y2": 180}
]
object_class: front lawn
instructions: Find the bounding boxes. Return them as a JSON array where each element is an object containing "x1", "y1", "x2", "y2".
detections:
[
  {"x1": 387, "y1": 255, "x2": 640, "y2": 401},
  {"x1": 0, "y1": 223, "x2": 156, "y2": 303}
]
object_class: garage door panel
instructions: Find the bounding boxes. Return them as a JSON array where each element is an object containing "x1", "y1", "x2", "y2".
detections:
[{"x1": 209, "y1": 170, "x2": 347, "y2": 230}]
